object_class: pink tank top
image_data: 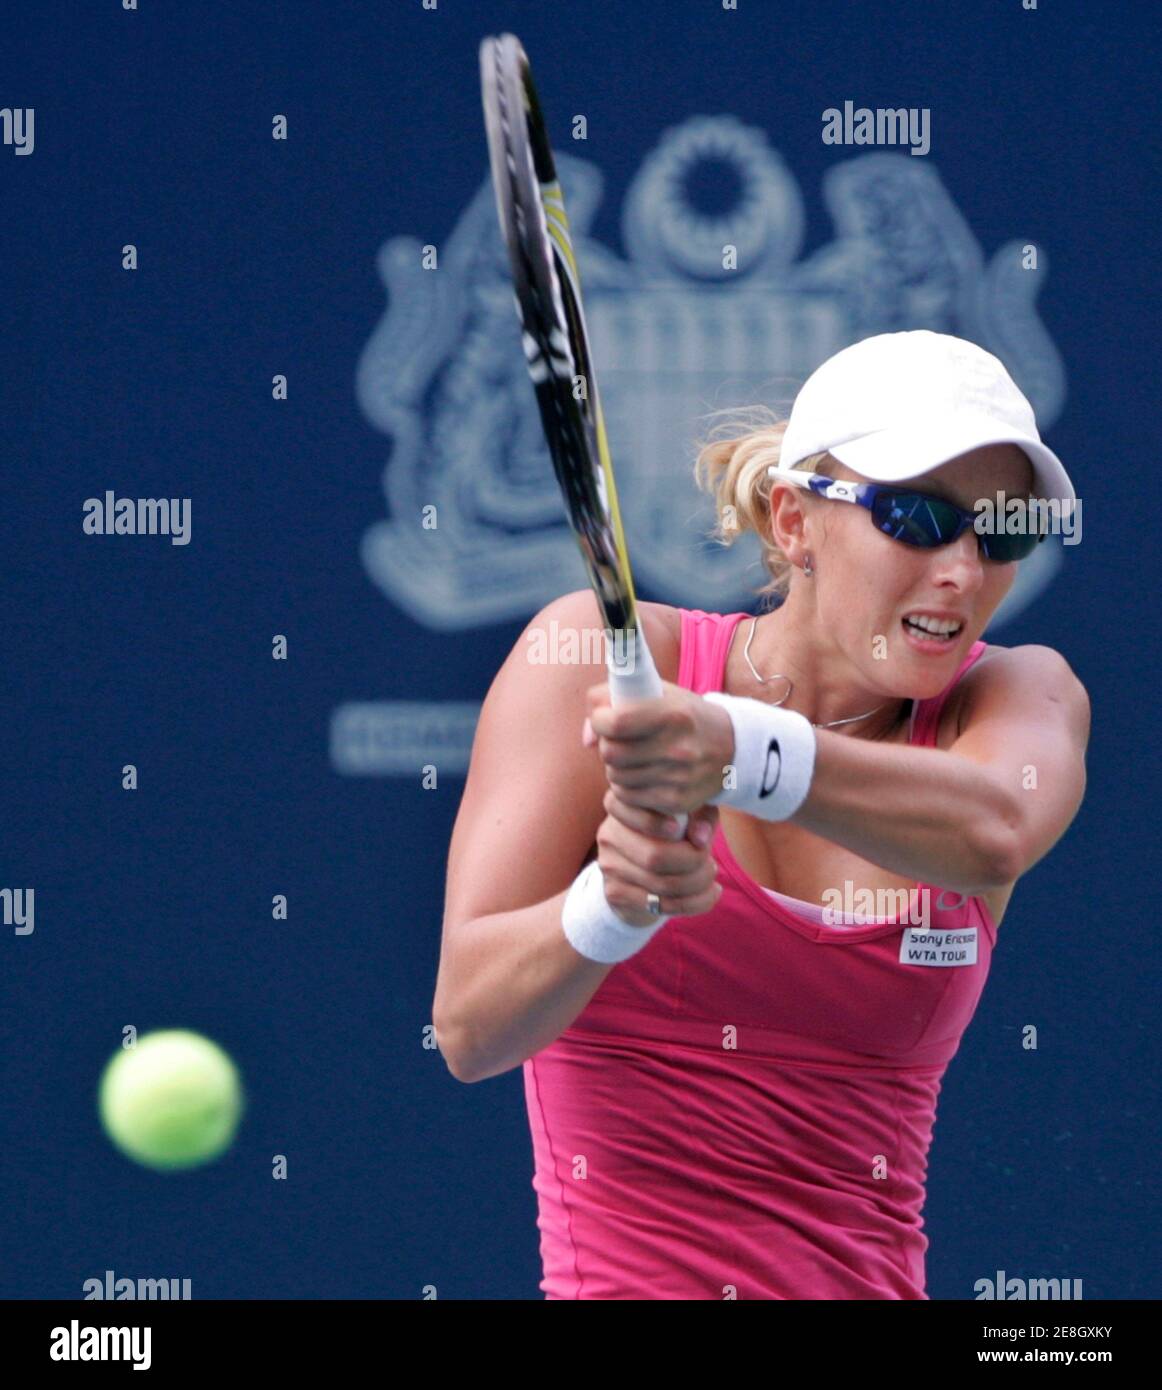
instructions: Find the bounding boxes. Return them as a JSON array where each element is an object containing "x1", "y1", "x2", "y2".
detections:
[{"x1": 523, "y1": 608, "x2": 997, "y2": 1299}]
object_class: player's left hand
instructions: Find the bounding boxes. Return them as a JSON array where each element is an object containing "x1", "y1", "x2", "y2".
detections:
[{"x1": 582, "y1": 680, "x2": 735, "y2": 818}]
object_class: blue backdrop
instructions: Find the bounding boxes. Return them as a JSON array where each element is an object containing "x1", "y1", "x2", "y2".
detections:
[{"x1": 3, "y1": 0, "x2": 1157, "y2": 1299}]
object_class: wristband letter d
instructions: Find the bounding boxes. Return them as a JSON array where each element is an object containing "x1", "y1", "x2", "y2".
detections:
[{"x1": 702, "y1": 692, "x2": 816, "y2": 822}]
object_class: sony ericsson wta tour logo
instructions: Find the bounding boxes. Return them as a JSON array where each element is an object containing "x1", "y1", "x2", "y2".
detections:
[{"x1": 337, "y1": 118, "x2": 1072, "y2": 777}]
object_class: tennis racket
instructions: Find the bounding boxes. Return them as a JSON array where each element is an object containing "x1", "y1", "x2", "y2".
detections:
[{"x1": 479, "y1": 32, "x2": 687, "y2": 837}]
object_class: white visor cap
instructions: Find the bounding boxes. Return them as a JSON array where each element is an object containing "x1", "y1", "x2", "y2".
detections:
[{"x1": 779, "y1": 330, "x2": 1076, "y2": 522}]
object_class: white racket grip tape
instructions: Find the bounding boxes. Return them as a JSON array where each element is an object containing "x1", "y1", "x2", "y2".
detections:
[
  {"x1": 607, "y1": 628, "x2": 688, "y2": 838},
  {"x1": 607, "y1": 626, "x2": 663, "y2": 702},
  {"x1": 702, "y1": 692, "x2": 817, "y2": 821},
  {"x1": 561, "y1": 859, "x2": 671, "y2": 964}
]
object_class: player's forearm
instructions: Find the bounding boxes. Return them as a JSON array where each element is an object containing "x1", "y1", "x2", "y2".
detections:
[
  {"x1": 790, "y1": 732, "x2": 1019, "y2": 894},
  {"x1": 433, "y1": 890, "x2": 614, "y2": 1083}
]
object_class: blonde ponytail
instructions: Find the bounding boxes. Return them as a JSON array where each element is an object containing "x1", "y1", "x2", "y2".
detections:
[{"x1": 692, "y1": 404, "x2": 828, "y2": 605}]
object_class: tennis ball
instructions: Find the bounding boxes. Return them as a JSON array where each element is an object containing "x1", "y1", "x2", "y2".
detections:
[{"x1": 98, "y1": 1029, "x2": 244, "y2": 1171}]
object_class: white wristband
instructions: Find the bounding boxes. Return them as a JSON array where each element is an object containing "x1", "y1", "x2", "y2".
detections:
[
  {"x1": 703, "y1": 691, "x2": 817, "y2": 821},
  {"x1": 562, "y1": 859, "x2": 670, "y2": 964}
]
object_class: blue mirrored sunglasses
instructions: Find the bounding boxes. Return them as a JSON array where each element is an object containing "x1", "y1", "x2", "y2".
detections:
[{"x1": 766, "y1": 467, "x2": 1047, "y2": 563}]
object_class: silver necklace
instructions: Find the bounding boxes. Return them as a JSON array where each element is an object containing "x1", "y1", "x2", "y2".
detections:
[{"x1": 742, "y1": 616, "x2": 895, "y2": 730}]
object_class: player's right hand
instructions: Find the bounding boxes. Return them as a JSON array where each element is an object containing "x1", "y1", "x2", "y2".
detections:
[{"x1": 594, "y1": 787, "x2": 724, "y2": 927}]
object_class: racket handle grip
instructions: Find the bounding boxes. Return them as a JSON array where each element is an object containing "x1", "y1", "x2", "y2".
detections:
[{"x1": 607, "y1": 629, "x2": 689, "y2": 839}]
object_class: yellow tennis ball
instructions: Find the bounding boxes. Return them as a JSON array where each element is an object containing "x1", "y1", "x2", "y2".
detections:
[{"x1": 98, "y1": 1029, "x2": 244, "y2": 1171}]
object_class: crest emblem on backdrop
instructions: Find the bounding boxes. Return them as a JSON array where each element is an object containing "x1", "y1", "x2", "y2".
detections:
[{"x1": 356, "y1": 116, "x2": 1066, "y2": 632}]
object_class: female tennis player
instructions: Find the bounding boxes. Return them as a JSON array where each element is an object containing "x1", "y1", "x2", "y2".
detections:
[{"x1": 433, "y1": 330, "x2": 1090, "y2": 1299}]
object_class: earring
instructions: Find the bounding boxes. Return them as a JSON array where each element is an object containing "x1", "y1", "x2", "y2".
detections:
[{"x1": 803, "y1": 554, "x2": 814, "y2": 577}]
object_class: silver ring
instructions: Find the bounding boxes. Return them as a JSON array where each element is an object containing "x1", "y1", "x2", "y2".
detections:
[{"x1": 646, "y1": 892, "x2": 663, "y2": 916}]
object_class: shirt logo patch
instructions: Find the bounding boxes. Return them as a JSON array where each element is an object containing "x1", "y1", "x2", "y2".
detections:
[{"x1": 899, "y1": 925, "x2": 978, "y2": 967}]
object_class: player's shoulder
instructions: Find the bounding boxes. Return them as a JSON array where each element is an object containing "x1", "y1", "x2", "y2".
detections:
[
  {"x1": 954, "y1": 640, "x2": 1089, "y2": 724},
  {"x1": 965, "y1": 640, "x2": 1083, "y2": 688}
]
